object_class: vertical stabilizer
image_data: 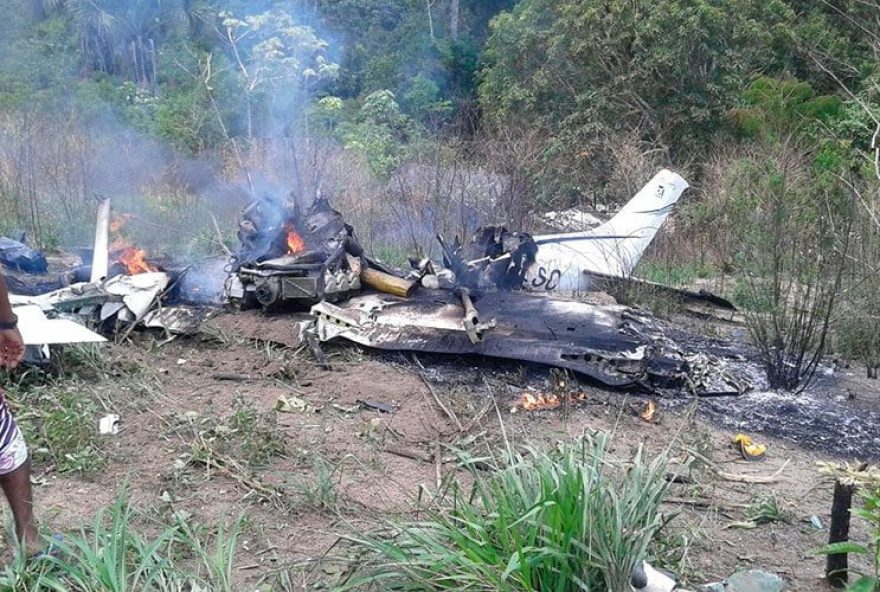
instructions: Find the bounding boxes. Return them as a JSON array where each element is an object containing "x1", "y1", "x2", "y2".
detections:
[
  {"x1": 528, "y1": 170, "x2": 689, "y2": 290},
  {"x1": 90, "y1": 198, "x2": 111, "y2": 283},
  {"x1": 585, "y1": 168, "x2": 688, "y2": 276}
]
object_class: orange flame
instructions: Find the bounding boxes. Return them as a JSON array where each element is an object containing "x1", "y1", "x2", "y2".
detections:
[
  {"x1": 286, "y1": 228, "x2": 306, "y2": 254},
  {"x1": 516, "y1": 391, "x2": 587, "y2": 411},
  {"x1": 119, "y1": 246, "x2": 156, "y2": 275},
  {"x1": 640, "y1": 400, "x2": 657, "y2": 422}
]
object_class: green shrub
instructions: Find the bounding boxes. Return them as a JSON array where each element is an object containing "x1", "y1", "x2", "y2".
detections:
[{"x1": 341, "y1": 433, "x2": 672, "y2": 591}]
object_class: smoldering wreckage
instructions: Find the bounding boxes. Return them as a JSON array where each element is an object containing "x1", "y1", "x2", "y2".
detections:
[
  {"x1": 5, "y1": 170, "x2": 745, "y2": 394},
  {"x1": 7, "y1": 169, "x2": 880, "y2": 461}
]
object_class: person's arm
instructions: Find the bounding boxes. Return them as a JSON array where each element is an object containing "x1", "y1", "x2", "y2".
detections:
[{"x1": 0, "y1": 273, "x2": 25, "y2": 368}]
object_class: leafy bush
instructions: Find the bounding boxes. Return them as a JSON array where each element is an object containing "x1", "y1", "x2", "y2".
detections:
[{"x1": 341, "y1": 433, "x2": 672, "y2": 591}]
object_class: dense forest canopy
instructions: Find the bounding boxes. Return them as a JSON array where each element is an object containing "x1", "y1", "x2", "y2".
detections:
[{"x1": 0, "y1": 1, "x2": 875, "y2": 204}]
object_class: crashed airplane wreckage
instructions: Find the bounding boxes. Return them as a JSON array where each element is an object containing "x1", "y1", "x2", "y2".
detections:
[
  {"x1": 4, "y1": 169, "x2": 748, "y2": 395},
  {"x1": 4, "y1": 202, "x2": 212, "y2": 359},
  {"x1": 223, "y1": 170, "x2": 749, "y2": 396}
]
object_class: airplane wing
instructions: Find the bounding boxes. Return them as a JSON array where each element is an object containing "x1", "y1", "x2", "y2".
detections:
[{"x1": 15, "y1": 304, "x2": 106, "y2": 345}]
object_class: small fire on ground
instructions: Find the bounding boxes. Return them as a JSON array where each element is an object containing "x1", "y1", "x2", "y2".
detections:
[
  {"x1": 514, "y1": 391, "x2": 587, "y2": 412},
  {"x1": 285, "y1": 225, "x2": 306, "y2": 254},
  {"x1": 640, "y1": 400, "x2": 657, "y2": 422}
]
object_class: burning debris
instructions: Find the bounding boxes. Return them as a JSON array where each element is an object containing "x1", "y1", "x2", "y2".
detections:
[
  {"x1": 4, "y1": 201, "x2": 216, "y2": 357},
  {"x1": 5, "y1": 170, "x2": 879, "y2": 459},
  {"x1": 514, "y1": 390, "x2": 588, "y2": 412},
  {"x1": 3, "y1": 172, "x2": 747, "y2": 395},
  {"x1": 229, "y1": 196, "x2": 365, "y2": 310},
  {"x1": 117, "y1": 246, "x2": 157, "y2": 275}
]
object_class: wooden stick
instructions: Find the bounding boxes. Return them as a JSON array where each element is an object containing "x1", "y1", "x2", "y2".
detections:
[
  {"x1": 209, "y1": 211, "x2": 233, "y2": 257},
  {"x1": 384, "y1": 444, "x2": 434, "y2": 464},
  {"x1": 687, "y1": 448, "x2": 790, "y2": 483},
  {"x1": 663, "y1": 497, "x2": 750, "y2": 510},
  {"x1": 716, "y1": 459, "x2": 790, "y2": 484},
  {"x1": 826, "y1": 478, "x2": 855, "y2": 589},
  {"x1": 212, "y1": 372, "x2": 257, "y2": 382},
  {"x1": 421, "y1": 375, "x2": 464, "y2": 432}
]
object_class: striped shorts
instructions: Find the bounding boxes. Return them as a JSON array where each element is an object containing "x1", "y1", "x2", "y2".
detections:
[{"x1": 0, "y1": 391, "x2": 28, "y2": 475}]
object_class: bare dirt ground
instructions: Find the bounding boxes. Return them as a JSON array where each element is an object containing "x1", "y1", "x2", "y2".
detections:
[{"x1": 9, "y1": 308, "x2": 879, "y2": 590}]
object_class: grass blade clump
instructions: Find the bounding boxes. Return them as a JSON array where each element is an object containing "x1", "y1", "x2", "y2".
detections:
[
  {"x1": 47, "y1": 493, "x2": 186, "y2": 592},
  {"x1": 341, "y1": 433, "x2": 671, "y2": 591},
  {"x1": 177, "y1": 514, "x2": 244, "y2": 592}
]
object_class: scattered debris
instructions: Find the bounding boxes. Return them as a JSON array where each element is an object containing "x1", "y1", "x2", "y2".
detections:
[
  {"x1": 229, "y1": 197, "x2": 364, "y2": 309},
  {"x1": 275, "y1": 394, "x2": 314, "y2": 413},
  {"x1": 99, "y1": 413, "x2": 121, "y2": 435},
  {"x1": 442, "y1": 170, "x2": 689, "y2": 292},
  {"x1": 361, "y1": 267, "x2": 415, "y2": 298},
  {"x1": 631, "y1": 561, "x2": 677, "y2": 592},
  {"x1": 15, "y1": 304, "x2": 106, "y2": 347},
  {"x1": 0, "y1": 235, "x2": 48, "y2": 273},
  {"x1": 356, "y1": 399, "x2": 395, "y2": 414},
  {"x1": 308, "y1": 290, "x2": 750, "y2": 396},
  {"x1": 142, "y1": 306, "x2": 213, "y2": 335},
  {"x1": 90, "y1": 197, "x2": 111, "y2": 282},
  {"x1": 331, "y1": 403, "x2": 361, "y2": 414},
  {"x1": 641, "y1": 399, "x2": 658, "y2": 422},
  {"x1": 5, "y1": 173, "x2": 873, "y2": 470},
  {"x1": 513, "y1": 390, "x2": 587, "y2": 412},
  {"x1": 733, "y1": 433, "x2": 767, "y2": 462}
]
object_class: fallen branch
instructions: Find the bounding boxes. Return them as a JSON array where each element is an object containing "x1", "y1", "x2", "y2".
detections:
[
  {"x1": 420, "y1": 375, "x2": 464, "y2": 432},
  {"x1": 384, "y1": 444, "x2": 434, "y2": 464},
  {"x1": 189, "y1": 433, "x2": 286, "y2": 509},
  {"x1": 383, "y1": 444, "x2": 493, "y2": 472},
  {"x1": 664, "y1": 497, "x2": 749, "y2": 510},
  {"x1": 212, "y1": 373, "x2": 258, "y2": 382},
  {"x1": 716, "y1": 459, "x2": 790, "y2": 484},
  {"x1": 686, "y1": 448, "x2": 791, "y2": 484},
  {"x1": 209, "y1": 210, "x2": 233, "y2": 257}
]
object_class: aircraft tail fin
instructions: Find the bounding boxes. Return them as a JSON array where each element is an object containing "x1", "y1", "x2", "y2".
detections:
[{"x1": 586, "y1": 169, "x2": 688, "y2": 276}]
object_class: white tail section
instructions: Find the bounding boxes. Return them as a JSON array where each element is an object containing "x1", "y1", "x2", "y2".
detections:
[{"x1": 527, "y1": 169, "x2": 689, "y2": 291}]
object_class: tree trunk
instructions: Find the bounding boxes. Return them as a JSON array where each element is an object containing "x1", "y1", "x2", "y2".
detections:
[
  {"x1": 450, "y1": 0, "x2": 459, "y2": 40},
  {"x1": 30, "y1": 0, "x2": 45, "y2": 22},
  {"x1": 425, "y1": 0, "x2": 435, "y2": 43}
]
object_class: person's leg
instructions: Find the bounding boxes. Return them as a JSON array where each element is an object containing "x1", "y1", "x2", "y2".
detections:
[{"x1": 0, "y1": 454, "x2": 40, "y2": 555}]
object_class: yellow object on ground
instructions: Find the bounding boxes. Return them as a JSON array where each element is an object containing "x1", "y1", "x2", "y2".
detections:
[
  {"x1": 732, "y1": 433, "x2": 767, "y2": 461},
  {"x1": 360, "y1": 268, "x2": 416, "y2": 298}
]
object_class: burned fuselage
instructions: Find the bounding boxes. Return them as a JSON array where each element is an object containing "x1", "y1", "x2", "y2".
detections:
[
  {"x1": 230, "y1": 196, "x2": 364, "y2": 310},
  {"x1": 310, "y1": 289, "x2": 750, "y2": 396}
]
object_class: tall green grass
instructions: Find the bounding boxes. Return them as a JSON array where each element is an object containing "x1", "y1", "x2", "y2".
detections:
[
  {"x1": 339, "y1": 433, "x2": 672, "y2": 591},
  {"x1": 0, "y1": 492, "x2": 243, "y2": 592}
]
